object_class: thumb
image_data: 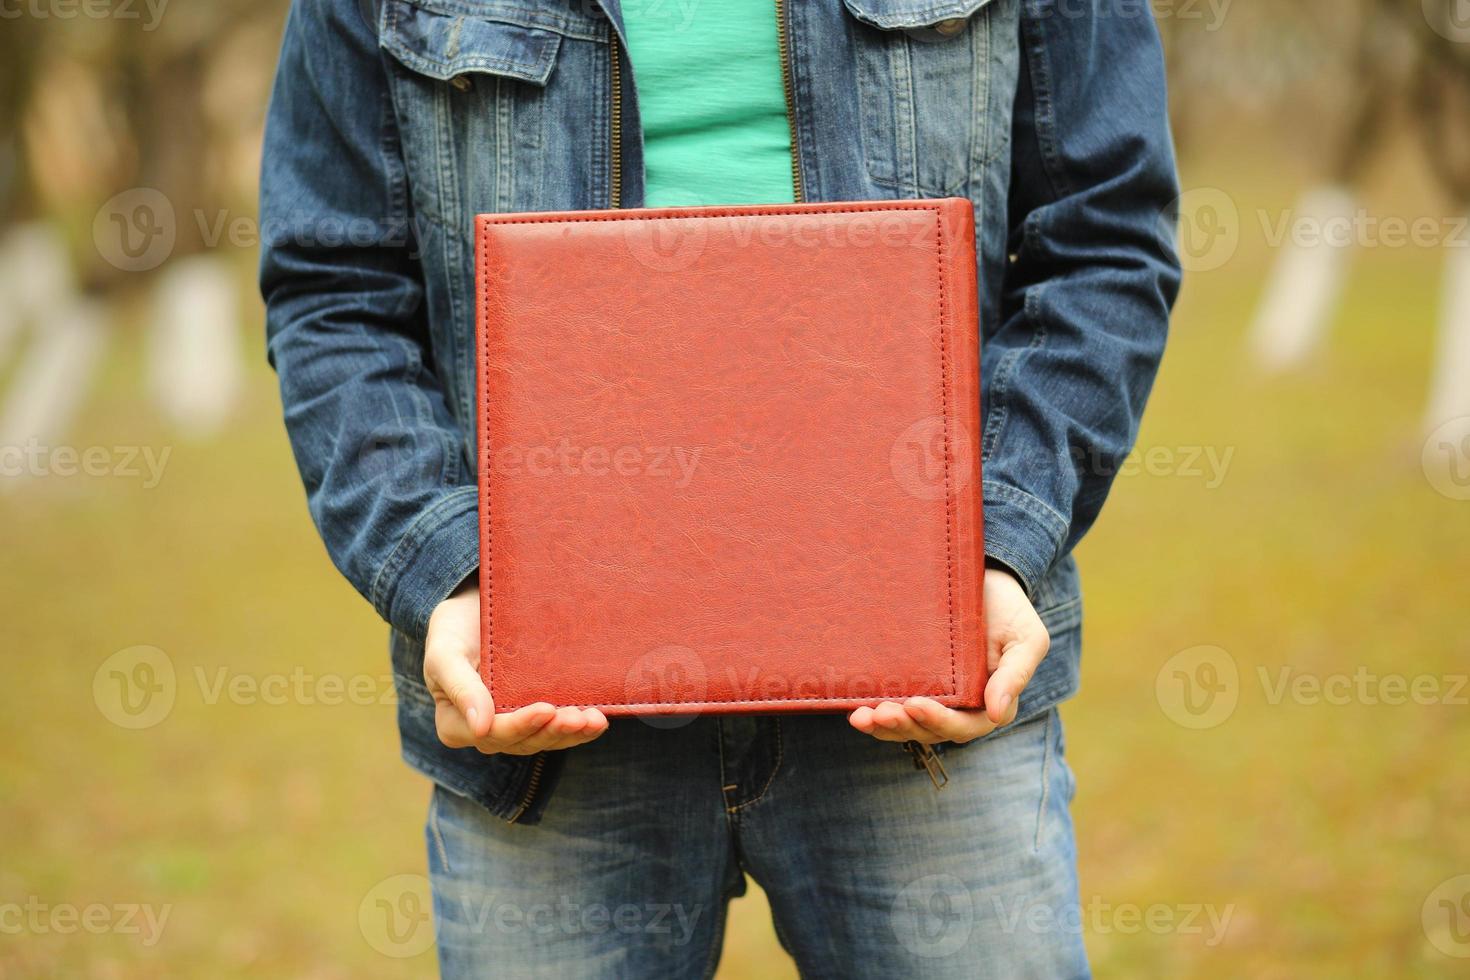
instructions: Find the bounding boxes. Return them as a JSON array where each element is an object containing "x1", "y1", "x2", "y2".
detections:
[
  {"x1": 984, "y1": 630, "x2": 1046, "y2": 725},
  {"x1": 425, "y1": 640, "x2": 494, "y2": 738}
]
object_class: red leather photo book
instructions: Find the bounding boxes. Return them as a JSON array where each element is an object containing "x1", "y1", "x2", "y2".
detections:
[{"x1": 475, "y1": 199, "x2": 985, "y2": 717}]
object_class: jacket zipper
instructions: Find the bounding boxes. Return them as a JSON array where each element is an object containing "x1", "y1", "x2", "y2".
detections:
[
  {"x1": 513, "y1": 23, "x2": 621, "y2": 827},
  {"x1": 609, "y1": 29, "x2": 623, "y2": 209},
  {"x1": 610, "y1": 9, "x2": 798, "y2": 203},
  {"x1": 774, "y1": 0, "x2": 806, "y2": 203},
  {"x1": 507, "y1": 753, "x2": 548, "y2": 824}
]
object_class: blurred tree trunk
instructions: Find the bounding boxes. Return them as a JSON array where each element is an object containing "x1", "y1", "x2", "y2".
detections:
[{"x1": 0, "y1": 17, "x2": 42, "y2": 222}]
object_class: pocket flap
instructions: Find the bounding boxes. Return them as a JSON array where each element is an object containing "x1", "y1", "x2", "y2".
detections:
[
  {"x1": 842, "y1": 0, "x2": 997, "y2": 31},
  {"x1": 381, "y1": 0, "x2": 562, "y2": 85}
]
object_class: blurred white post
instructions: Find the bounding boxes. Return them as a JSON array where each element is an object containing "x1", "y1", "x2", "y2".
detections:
[
  {"x1": 0, "y1": 297, "x2": 109, "y2": 491},
  {"x1": 1248, "y1": 185, "x2": 1358, "y2": 372},
  {"x1": 1424, "y1": 232, "x2": 1470, "y2": 437},
  {"x1": 0, "y1": 222, "x2": 74, "y2": 364},
  {"x1": 147, "y1": 254, "x2": 243, "y2": 437}
]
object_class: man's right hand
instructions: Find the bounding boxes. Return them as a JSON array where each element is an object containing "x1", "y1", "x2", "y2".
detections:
[{"x1": 424, "y1": 577, "x2": 609, "y2": 755}]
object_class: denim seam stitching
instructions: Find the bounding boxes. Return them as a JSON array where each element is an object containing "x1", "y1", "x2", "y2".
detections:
[
  {"x1": 388, "y1": 0, "x2": 603, "y2": 41},
  {"x1": 698, "y1": 880, "x2": 735, "y2": 980},
  {"x1": 716, "y1": 719, "x2": 733, "y2": 814},
  {"x1": 371, "y1": 485, "x2": 478, "y2": 622},
  {"x1": 981, "y1": 233, "x2": 1049, "y2": 466},
  {"x1": 846, "y1": 0, "x2": 1000, "y2": 27},
  {"x1": 427, "y1": 789, "x2": 453, "y2": 874},
  {"x1": 1038, "y1": 595, "x2": 1082, "y2": 633},
  {"x1": 428, "y1": 45, "x2": 457, "y2": 241},
  {"x1": 900, "y1": 36, "x2": 919, "y2": 196},
  {"x1": 392, "y1": 50, "x2": 556, "y2": 82},
  {"x1": 728, "y1": 719, "x2": 785, "y2": 813},
  {"x1": 1033, "y1": 709, "x2": 1053, "y2": 851},
  {"x1": 983, "y1": 478, "x2": 1069, "y2": 541},
  {"x1": 400, "y1": 746, "x2": 516, "y2": 819},
  {"x1": 381, "y1": 11, "x2": 560, "y2": 84},
  {"x1": 975, "y1": 2, "x2": 1011, "y2": 166},
  {"x1": 592, "y1": 27, "x2": 610, "y2": 206},
  {"x1": 968, "y1": 9, "x2": 985, "y2": 176},
  {"x1": 787, "y1": 4, "x2": 816, "y2": 198},
  {"x1": 980, "y1": 345, "x2": 1018, "y2": 460},
  {"x1": 494, "y1": 75, "x2": 514, "y2": 212},
  {"x1": 1020, "y1": 0, "x2": 1069, "y2": 200}
]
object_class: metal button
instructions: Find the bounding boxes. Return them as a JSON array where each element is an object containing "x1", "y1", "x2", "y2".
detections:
[
  {"x1": 450, "y1": 75, "x2": 472, "y2": 92},
  {"x1": 932, "y1": 16, "x2": 968, "y2": 37}
]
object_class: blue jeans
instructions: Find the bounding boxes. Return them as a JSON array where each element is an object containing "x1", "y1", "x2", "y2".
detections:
[{"x1": 425, "y1": 709, "x2": 1088, "y2": 978}]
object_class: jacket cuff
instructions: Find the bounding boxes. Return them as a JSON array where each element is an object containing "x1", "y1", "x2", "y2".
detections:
[
  {"x1": 372, "y1": 486, "x2": 480, "y2": 642},
  {"x1": 981, "y1": 479, "x2": 1068, "y2": 598}
]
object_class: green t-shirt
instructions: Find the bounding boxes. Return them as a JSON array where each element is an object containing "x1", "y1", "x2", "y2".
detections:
[{"x1": 620, "y1": 2, "x2": 796, "y2": 207}]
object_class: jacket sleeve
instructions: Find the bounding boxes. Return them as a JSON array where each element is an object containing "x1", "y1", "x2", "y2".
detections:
[
  {"x1": 259, "y1": 0, "x2": 478, "y2": 641},
  {"x1": 982, "y1": 0, "x2": 1183, "y2": 594}
]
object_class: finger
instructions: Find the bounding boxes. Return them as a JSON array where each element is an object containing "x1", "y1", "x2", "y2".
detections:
[
  {"x1": 902, "y1": 696, "x2": 997, "y2": 744},
  {"x1": 985, "y1": 632, "x2": 1048, "y2": 725},
  {"x1": 425, "y1": 646, "x2": 494, "y2": 738},
  {"x1": 503, "y1": 707, "x2": 609, "y2": 754},
  {"x1": 498, "y1": 706, "x2": 590, "y2": 751},
  {"x1": 565, "y1": 708, "x2": 611, "y2": 747},
  {"x1": 853, "y1": 701, "x2": 933, "y2": 743},
  {"x1": 533, "y1": 708, "x2": 610, "y2": 752},
  {"x1": 848, "y1": 704, "x2": 926, "y2": 741},
  {"x1": 476, "y1": 701, "x2": 558, "y2": 748},
  {"x1": 470, "y1": 705, "x2": 555, "y2": 758}
]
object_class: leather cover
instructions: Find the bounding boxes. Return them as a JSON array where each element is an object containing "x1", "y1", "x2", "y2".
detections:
[{"x1": 476, "y1": 199, "x2": 984, "y2": 716}]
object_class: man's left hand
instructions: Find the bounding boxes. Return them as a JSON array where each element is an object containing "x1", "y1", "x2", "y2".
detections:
[{"x1": 849, "y1": 566, "x2": 1049, "y2": 744}]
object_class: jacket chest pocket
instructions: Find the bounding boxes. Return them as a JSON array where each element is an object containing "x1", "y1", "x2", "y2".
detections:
[
  {"x1": 843, "y1": 0, "x2": 1013, "y2": 198},
  {"x1": 377, "y1": 0, "x2": 606, "y2": 430},
  {"x1": 378, "y1": 0, "x2": 580, "y2": 227}
]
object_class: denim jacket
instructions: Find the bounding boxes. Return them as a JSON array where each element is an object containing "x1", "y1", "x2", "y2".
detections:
[{"x1": 260, "y1": 0, "x2": 1181, "y2": 823}]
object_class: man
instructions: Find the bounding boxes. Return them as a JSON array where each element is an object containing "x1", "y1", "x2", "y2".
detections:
[{"x1": 260, "y1": 0, "x2": 1180, "y2": 975}]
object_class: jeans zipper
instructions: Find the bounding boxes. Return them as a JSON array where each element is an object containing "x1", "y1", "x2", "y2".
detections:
[
  {"x1": 507, "y1": 753, "x2": 548, "y2": 824},
  {"x1": 774, "y1": 0, "x2": 805, "y2": 203},
  {"x1": 905, "y1": 740, "x2": 950, "y2": 790}
]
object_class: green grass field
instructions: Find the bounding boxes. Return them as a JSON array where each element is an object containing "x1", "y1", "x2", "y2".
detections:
[{"x1": 2, "y1": 156, "x2": 1468, "y2": 976}]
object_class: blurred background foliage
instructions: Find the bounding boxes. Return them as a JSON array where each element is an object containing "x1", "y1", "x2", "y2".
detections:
[{"x1": 2, "y1": 0, "x2": 1469, "y2": 976}]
